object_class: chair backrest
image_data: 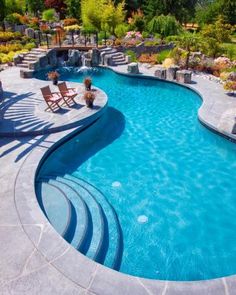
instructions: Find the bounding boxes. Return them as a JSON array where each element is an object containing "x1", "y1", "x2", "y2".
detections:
[
  {"x1": 58, "y1": 82, "x2": 67, "y2": 93},
  {"x1": 40, "y1": 86, "x2": 52, "y2": 101}
]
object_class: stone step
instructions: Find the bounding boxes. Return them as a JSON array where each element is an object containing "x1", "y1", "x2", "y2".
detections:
[
  {"x1": 61, "y1": 175, "x2": 105, "y2": 262},
  {"x1": 49, "y1": 178, "x2": 89, "y2": 250},
  {"x1": 40, "y1": 182, "x2": 72, "y2": 239},
  {"x1": 112, "y1": 57, "x2": 126, "y2": 63},
  {"x1": 71, "y1": 174, "x2": 123, "y2": 270},
  {"x1": 24, "y1": 56, "x2": 38, "y2": 61},
  {"x1": 17, "y1": 63, "x2": 29, "y2": 68},
  {"x1": 113, "y1": 61, "x2": 128, "y2": 66}
]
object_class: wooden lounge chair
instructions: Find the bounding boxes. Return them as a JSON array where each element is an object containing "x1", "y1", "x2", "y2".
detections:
[
  {"x1": 40, "y1": 86, "x2": 63, "y2": 112},
  {"x1": 58, "y1": 82, "x2": 77, "y2": 106}
]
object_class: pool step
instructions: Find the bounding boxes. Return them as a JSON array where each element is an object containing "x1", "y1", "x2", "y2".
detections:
[
  {"x1": 54, "y1": 176, "x2": 105, "y2": 263},
  {"x1": 39, "y1": 182, "x2": 72, "y2": 239},
  {"x1": 48, "y1": 179, "x2": 89, "y2": 251},
  {"x1": 70, "y1": 174, "x2": 123, "y2": 270},
  {"x1": 37, "y1": 174, "x2": 123, "y2": 270}
]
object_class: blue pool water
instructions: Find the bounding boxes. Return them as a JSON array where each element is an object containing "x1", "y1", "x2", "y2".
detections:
[{"x1": 36, "y1": 67, "x2": 236, "y2": 281}]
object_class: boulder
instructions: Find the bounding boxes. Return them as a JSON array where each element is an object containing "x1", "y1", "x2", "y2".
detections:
[
  {"x1": 154, "y1": 66, "x2": 166, "y2": 80},
  {"x1": 91, "y1": 48, "x2": 100, "y2": 66},
  {"x1": 47, "y1": 49, "x2": 58, "y2": 67},
  {"x1": 28, "y1": 61, "x2": 40, "y2": 71},
  {"x1": 39, "y1": 55, "x2": 49, "y2": 68},
  {"x1": 66, "y1": 49, "x2": 82, "y2": 66},
  {"x1": 83, "y1": 58, "x2": 92, "y2": 67},
  {"x1": 20, "y1": 70, "x2": 34, "y2": 79},
  {"x1": 166, "y1": 65, "x2": 180, "y2": 80},
  {"x1": 176, "y1": 70, "x2": 192, "y2": 84},
  {"x1": 13, "y1": 54, "x2": 24, "y2": 66},
  {"x1": 127, "y1": 62, "x2": 139, "y2": 74}
]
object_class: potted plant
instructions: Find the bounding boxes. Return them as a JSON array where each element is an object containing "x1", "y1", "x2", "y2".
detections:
[
  {"x1": 83, "y1": 91, "x2": 95, "y2": 108},
  {"x1": 84, "y1": 77, "x2": 92, "y2": 91},
  {"x1": 47, "y1": 71, "x2": 60, "y2": 85}
]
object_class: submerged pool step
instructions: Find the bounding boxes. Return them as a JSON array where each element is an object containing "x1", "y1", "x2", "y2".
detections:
[
  {"x1": 57, "y1": 176, "x2": 105, "y2": 262},
  {"x1": 48, "y1": 179, "x2": 89, "y2": 251},
  {"x1": 66, "y1": 174, "x2": 123, "y2": 270},
  {"x1": 39, "y1": 182, "x2": 72, "y2": 239}
]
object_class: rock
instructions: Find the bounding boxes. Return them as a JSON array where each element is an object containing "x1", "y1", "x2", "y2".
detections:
[
  {"x1": 13, "y1": 54, "x2": 23, "y2": 66},
  {"x1": 127, "y1": 62, "x2": 139, "y2": 74},
  {"x1": 83, "y1": 58, "x2": 92, "y2": 67},
  {"x1": 103, "y1": 54, "x2": 112, "y2": 66},
  {"x1": 176, "y1": 70, "x2": 192, "y2": 83},
  {"x1": 166, "y1": 66, "x2": 180, "y2": 80},
  {"x1": 28, "y1": 61, "x2": 40, "y2": 71},
  {"x1": 20, "y1": 70, "x2": 34, "y2": 79},
  {"x1": 91, "y1": 48, "x2": 100, "y2": 66},
  {"x1": 25, "y1": 28, "x2": 35, "y2": 39},
  {"x1": 47, "y1": 49, "x2": 58, "y2": 67},
  {"x1": 154, "y1": 66, "x2": 166, "y2": 79},
  {"x1": 66, "y1": 49, "x2": 82, "y2": 66},
  {"x1": 39, "y1": 55, "x2": 49, "y2": 68}
]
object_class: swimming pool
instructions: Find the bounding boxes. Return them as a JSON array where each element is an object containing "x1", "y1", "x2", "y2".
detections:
[{"x1": 36, "y1": 67, "x2": 236, "y2": 281}]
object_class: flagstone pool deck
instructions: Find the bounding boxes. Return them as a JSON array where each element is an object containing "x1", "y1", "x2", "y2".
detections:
[{"x1": 0, "y1": 65, "x2": 236, "y2": 294}]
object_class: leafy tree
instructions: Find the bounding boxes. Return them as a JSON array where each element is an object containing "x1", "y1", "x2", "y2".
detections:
[
  {"x1": 65, "y1": 0, "x2": 81, "y2": 20},
  {"x1": 177, "y1": 32, "x2": 200, "y2": 68},
  {"x1": 148, "y1": 15, "x2": 182, "y2": 40},
  {"x1": 201, "y1": 16, "x2": 233, "y2": 43},
  {"x1": 81, "y1": 0, "x2": 104, "y2": 31},
  {"x1": 218, "y1": 0, "x2": 236, "y2": 25},
  {"x1": 102, "y1": 0, "x2": 126, "y2": 34},
  {"x1": 128, "y1": 9, "x2": 145, "y2": 32},
  {"x1": 200, "y1": 37, "x2": 223, "y2": 57}
]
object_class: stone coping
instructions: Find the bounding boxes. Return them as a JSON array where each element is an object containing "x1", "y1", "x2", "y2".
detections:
[{"x1": 1, "y1": 65, "x2": 236, "y2": 293}]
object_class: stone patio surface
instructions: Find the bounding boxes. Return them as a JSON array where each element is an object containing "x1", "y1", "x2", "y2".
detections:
[{"x1": 0, "y1": 65, "x2": 236, "y2": 294}]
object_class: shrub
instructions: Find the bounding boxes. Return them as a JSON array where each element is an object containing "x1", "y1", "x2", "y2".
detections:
[
  {"x1": 0, "y1": 43, "x2": 23, "y2": 54},
  {"x1": 4, "y1": 13, "x2": 22, "y2": 25},
  {"x1": 138, "y1": 53, "x2": 157, "y2": 64},
  {"x1": 125, "y1": 50, "x2": 137, "y2": 62},
  {"x1": 0, "y1": 31, "x2": 21, "y2": 42},
  {"x1": 162, "y1": 58, "x2": 175, "y2": 68},
  {"x1": 156, "y1": 49, "x2": 171, "y2": 63},
  {"x1": 64, "y1": 25, "x2": 81, "y2": 32},
  {"x1": 63, "y1": 18, "x2": 78, "y2": 26},
  {"x1": 224, "y1": 81, "x2": 236, "y2": 93},
  {"x1": 114, "y1": 24, "x2": 129, "y2": 38},
  {"x1": 144, "y1": 40, "x2": 160, "y2": 46},
  {"x1": 42, "y1": 9, "x2": 57, "y2": 22}
]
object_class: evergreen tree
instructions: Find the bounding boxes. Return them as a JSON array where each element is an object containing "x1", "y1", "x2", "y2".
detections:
[
  {"x1": 26, "y1": 0, "x2": 44, "y2": 16},
  {"x1": 66, "y1": 0, "x2": 81, "y2": 20}
]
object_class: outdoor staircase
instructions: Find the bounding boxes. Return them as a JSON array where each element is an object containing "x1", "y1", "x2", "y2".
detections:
[
  {"x1": 17, "y1": 48, "x2": 48, "y2": 69},
  {"x1": 36, "y1": 174, "x2": 123, "y2": 270},
  {"x1": 100, "y1": 47, "x2": 128, "y2": 66}
]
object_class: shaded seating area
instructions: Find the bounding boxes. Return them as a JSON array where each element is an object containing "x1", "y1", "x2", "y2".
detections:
[
  {"x1": 40, "y1": 86, "x2": 63, "y2": 112},
  {"x1": 58, "y1": 82, "x2": 77, "y2": 106}
]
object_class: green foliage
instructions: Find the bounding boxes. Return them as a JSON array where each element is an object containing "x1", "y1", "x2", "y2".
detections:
[
  {"x1": 156, "y1": 49, "x2": 172, "y2": 63},
  {"x1": 114, "y1": 24, "x2": 129, "y2": 38},
  {"x1": 222, "y1": 43, "x2": 236, "y2": 60},
  {"x1": 125, "y1": 49, "x2": 137, "y2": 62},
  {"x1": 65, "y1": 0, "x2": 80, "y2": 20},
  {"x1": 148, "y1": 15, "x2": 182, "y2": 39},
  {"x1": 200, "y1": 37, "x2": 223, "y2": 57},
  {"x1": 0, "y1": 0, "x2": 6, "y2": 21},
  {"x1": 201, "y1": 16, "x2": 234, "y2": 43},
  {"x1": 128, "y1": 10, "x2": 145, "y2": 32},
  {"x1": 102, "y1": 0, "x2": 126, "y2": 34},
  {"x1": 26, "y1": 0, "x2": 44, "y2": 15},
  {"x1": 144, "y1": 40, "x2": 160, "y2": 46},
  {"x1": 42, "y1": 8, "x2": 56, "y2": 22}
]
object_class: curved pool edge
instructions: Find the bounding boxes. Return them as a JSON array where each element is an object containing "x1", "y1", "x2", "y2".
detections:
[
  {"x1": 13, "y1": 68, "x2": 236, "y2": 294},
  {"x1": 107, "y1": 65, "x2": 236, "y2": 143}
]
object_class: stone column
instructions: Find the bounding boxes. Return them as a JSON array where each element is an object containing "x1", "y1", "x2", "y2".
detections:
[
  {"x1": 176, "y1": 70, "x2": 192, "y2": 83},
  {"x1": 166, "y1": 66, "x2": 180, "y2": 81},
  {"x1": 154, "y1": 66, "x2": 166, "y2": 80},
  {"x1": 127, "y1": 62, "x2": 139, "y2": 74}
]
